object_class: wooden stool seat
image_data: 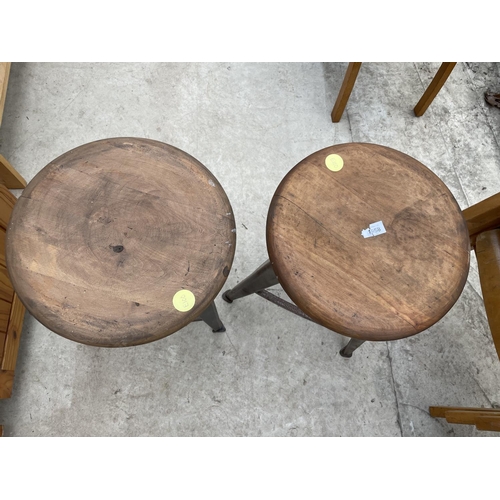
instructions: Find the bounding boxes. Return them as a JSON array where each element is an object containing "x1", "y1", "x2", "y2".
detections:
[
  {"x1": 5, "y1": 138, "x2": 236, "y2": 347},
  {"x1": 266, "y1": 143, "x2": 470, "y2": 341}
]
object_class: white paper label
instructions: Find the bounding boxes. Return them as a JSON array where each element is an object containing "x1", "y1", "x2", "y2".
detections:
[{"x1": 361, "y1": 221, "x2": 386, "y2": 238}]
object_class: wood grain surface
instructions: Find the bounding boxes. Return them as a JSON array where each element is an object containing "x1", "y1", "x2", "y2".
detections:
[
  {"x1": 429, "y1": 406, "x2": 500, "y2": 432},
  {"x1": 0, "y1": 62, "x2": 11, "y2": 127},
  {"x1": 267, "y1": 143, "x2": 470, "y2": 341},
  {"x1": 0, "y1": 153, "x2": 28, "y2": 189},
  {"x1": 0, "y1": 184, "x2": 15, "y2": 230},
  {"x1": 0, "y1": 370, "x2": 14, "y2": 398},
  {"x1": 1, "y1": 294, "x2": 26, "y2": 371},
  {"x1": 429, "y1": 406, "x2": 500, "y2": 418},
  {"x1": 331, "y1": 62, "x2": 362, "y2": 123},
  {"x1": 414, "y1": 62, "x2": 456, "y2": 117},
  {"x1": 6, "y1": 138, "x2": 236, "y2": 347},
  {"x1": 475, "y1": 229, "x2": 500, "y2": 359},
  {"x1": 463, "y1": 192, "x2": 500, "y2": 246},
  {"x1": 0, "y1": 182, "x2": 25, "y2": 399}
]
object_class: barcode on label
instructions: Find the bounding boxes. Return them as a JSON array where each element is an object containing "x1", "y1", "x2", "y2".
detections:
[{"x1": 361, "y1": 221, "x2": 386, "y2": 238}]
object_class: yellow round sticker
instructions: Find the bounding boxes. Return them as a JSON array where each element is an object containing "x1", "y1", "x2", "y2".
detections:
[
  {"x1": 173, "y1": 290, "x2": 195, "y2": 312},
  {"x1": 325, "y1": 154, "x2": 344, "y2": 172}
]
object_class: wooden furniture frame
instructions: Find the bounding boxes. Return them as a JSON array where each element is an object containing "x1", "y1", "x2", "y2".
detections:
[
  {"x1": 0, "y1": 63, "x2": 11, "y2": 128},
  {"x1": 0, "y1": 63, "x2": 25, "y2": 190},
  {"x1": 430, "y1": 406, "x2": 500, "y2": 432},
  {"x1": 0, "y1": 178, "x2": 27, "y2": 399},
  {"x1": 463, "y1": 192, "x2": 500, "y2": 359},
  {"x1": 0, "y1": 62, "x2": 28, "y2": 438},
  {"x1": 331, "y1": 62, "x2": 457, "y2": 123},
  {"x1": 429, "y1": 192, "x2": 500, "y2": 432}
]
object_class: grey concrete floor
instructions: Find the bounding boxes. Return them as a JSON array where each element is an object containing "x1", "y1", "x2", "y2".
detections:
[{"x1": 1, "y1": 62, "x2": 500, "y2": 437}]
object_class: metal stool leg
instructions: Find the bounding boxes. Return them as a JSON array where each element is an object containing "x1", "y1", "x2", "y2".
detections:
[
  {"x1": 197, "y1": 301, "x2": 226, "y2": 333},
  {"x1": 222, "y1": 260, "x2": 279, "y2": 303},
  {"x1": 339, "y1": 338, "x2": 365, "y2": 358}
]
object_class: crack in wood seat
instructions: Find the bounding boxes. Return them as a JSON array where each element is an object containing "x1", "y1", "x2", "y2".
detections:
[
  {"x1": 5, "y1": 138, "x2": 236, "y2": 347},
  {"x1": 266, "y1": 143, "x2": 470, "y2": 341}
]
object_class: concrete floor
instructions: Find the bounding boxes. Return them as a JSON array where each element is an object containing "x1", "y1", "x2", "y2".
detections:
[{"x1": 1, "y1": 62, "x2": 499, "y2": 436}]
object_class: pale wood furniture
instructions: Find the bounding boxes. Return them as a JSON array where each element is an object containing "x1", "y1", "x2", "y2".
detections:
[
  {"x1": 473, "y1": 230, "x2": 500, "y2": 357},
  {"x1": 0, "y1": 63, "x2": 11, "y2": 128},
  {"x1": 6, "y1": 138, "x2": 236, "y2": 347},
  {"x1": 223, "y1": 143, "x2": 470, "y2": 357},
  {"x1": 463, "y1": 192, "x2": 500, "y2": 246},
  {"x1": 0, "y1": 182, "x2": 27, "y2": 399},
  {"x1": 430, "y1": 406, "x2": 500, "y2": 432},
  {"x1": 331, "y1": 63, "x2": 362, "y2": 123},
  {"x1": 429, "y1": 193, "x2": 500, "y2": 432},
  {"x1": 463, "y1": 192, "x2": 500, "y2": 359},
  {"x1": 0, "y1": 63, "x2": 25, "y2": 190},
  {"x1": 0, "y1": 61, "x2": 27, "y2": 407},
  {"x1": 0, "y1": 154, "x2": 29, "y2": 190},
  {"x1": 331, "y1": 62, "x2": 457, "y2": 122},
  {"x1": 414, "y1": 63, "x2": 457, "y2": 116}
]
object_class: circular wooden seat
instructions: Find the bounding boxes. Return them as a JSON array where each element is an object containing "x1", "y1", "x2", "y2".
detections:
[
  {"x1": 6, "y1": 138, "x2": 236, "y2": 347},
  {"x1": 267, "y1": 143, "x2": 470, "y2": 341}
]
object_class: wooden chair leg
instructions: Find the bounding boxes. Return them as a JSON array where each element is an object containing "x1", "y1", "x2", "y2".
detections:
[
  {"x1": 331, "y1": 62, "x2": 362, "y2": 123},
  {"x1": 475, "y1": 230, "x2": 500, "y2": 360},
  {"x1": 430, "y1": 406, "x2": 500, "y2": 432},
  {"x1": 414, "y1": 62, "x2": 456, "y2": 117},
  {"x1": 0, "y1": 425, "x2": 3, "y2": 437}
]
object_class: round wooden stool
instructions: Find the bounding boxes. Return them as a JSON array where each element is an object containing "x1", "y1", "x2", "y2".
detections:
[
  {"x1": 223, "y1": 143, "x2": 470, "y2": 357},
  {"x1": 6, "y1": 138, "x2": 236, "y2": 347}
]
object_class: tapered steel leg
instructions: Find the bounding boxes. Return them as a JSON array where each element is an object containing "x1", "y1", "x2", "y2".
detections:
[
  {"x1": 198, "y1": 301, "x2": 226, "y2": 333},
  {"x1": 339, "y1": 338, "x2": 365, "y2": 358},
  {"x1": 222, "y1": 260, "x2": 279, "y2": 303}
]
